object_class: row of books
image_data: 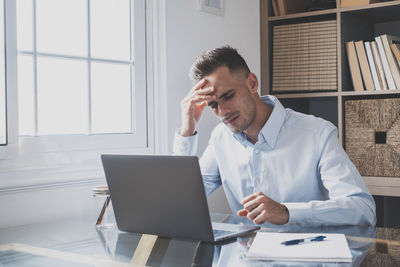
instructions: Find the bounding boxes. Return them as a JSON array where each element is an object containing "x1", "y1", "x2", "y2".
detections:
[{"x1": 346, "y1": 35, "x2": 400, "y2": 91}]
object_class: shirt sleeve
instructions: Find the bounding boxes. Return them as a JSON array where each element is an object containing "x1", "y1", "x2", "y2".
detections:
[
  {"x1": 172, "y1": 129, "x2": 222, "y2": 196},
  {"x1": 199, "y1": 142, "x2": 222, "y2": 196},
  {"x1": 283, "y1": 126, "x2": 376, "y2": 226},
  {"x1": 172, "y1": 129, "x2": 198, "y2": 156}
]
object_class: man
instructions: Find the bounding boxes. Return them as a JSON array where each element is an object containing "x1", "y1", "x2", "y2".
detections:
[{"x1": 173, "y1": 46, "x2": 376, "y2": 226}]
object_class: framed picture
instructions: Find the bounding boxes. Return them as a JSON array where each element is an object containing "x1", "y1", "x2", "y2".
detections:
[{"x1": 198, "y1": 0, "x2": 224, "y2": 16}]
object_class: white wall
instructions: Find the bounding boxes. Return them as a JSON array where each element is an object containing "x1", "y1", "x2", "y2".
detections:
[
  {"x1": 163, "y1": 0, "x2": 260, "y2": 212},
  {"x1": 0, "y1": 182, "x2": 100, "y2": 228}
]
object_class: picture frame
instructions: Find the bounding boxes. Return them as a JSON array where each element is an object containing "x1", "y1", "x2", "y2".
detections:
[{"x1": 198, "y1": 0, "x2": 225, "y2": 16}]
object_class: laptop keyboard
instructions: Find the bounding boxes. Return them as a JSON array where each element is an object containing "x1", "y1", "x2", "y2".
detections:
[{"x1": 213, "y1": 229, "x2": 234, "y2": 238}]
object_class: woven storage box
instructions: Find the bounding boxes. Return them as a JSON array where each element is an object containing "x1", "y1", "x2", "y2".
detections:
[
  {"x1": 272, "y1": 20, "x2": 337, "y2": 92},
  {"x1": 345, "y1": 98, "x2": 400, "y2": 177}
]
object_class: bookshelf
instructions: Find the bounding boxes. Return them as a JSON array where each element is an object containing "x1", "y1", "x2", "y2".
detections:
[{"x1": 260, "y1": 0, "x2": 400, "y2": 197}]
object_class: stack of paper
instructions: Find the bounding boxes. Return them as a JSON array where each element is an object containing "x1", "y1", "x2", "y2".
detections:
[{"x1": 246, "y1": 232, "x2": 353, "y2": 262}]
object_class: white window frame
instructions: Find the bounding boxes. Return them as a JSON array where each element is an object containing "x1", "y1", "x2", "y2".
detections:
[
  {"x1": 0, "y1": 0, "x2": 6, "y2": 146},
  {"x1": 0, "y1": 0, "x2": 155, "y2": 189}
]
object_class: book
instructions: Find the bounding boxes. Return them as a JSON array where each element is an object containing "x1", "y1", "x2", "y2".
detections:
[
  {"x1": 246, "y1": 232, "x2": 352, "y2": 262},
  {"x1": 355, "y1": 41, "x2": 375, "y2": 91},
  {"x1": 364, "y1": 42, "x2": 381, "y2": 90},
  {"x1": 272, "y1": 0, "x2": 280, "y2": 16},
  {"x1": 375, "y1": 36, "x2": 396, "y2": 90},
  {"x1": 380, "y1": 34, "x2": 400, "y2": 89},
  {"x1": 391, "y1": 43, "x2": 400, "y2": 69},
  {"x1": 371, "y1": 41, "x2": 388, "y2": 90},
  {"x1": 277, "y1": 0, "x2": 286, "y2": 16},
  {"x1": 346, "y1": 41, "x2": 364, "y2": 91}
]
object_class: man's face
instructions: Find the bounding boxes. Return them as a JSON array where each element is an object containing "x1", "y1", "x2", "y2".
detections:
[{"x1": 204, "y1": 66, "x2": 257, "y2": 133}]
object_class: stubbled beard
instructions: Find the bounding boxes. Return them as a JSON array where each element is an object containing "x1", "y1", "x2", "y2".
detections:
[
  {"x1": 223, "y1": 87, "x2": 257, "y2": 133},
  {"x1": 230, "y1": 106, "x2": 256, "y2": 134}
]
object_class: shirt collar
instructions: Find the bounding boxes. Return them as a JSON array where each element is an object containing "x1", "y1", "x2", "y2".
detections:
[
  {"x1": 233, "y1": 95, "x2": 287, "y2": 148},
  {"x1": 260, "y1": 95, "x2": 287, "y2": 148}
]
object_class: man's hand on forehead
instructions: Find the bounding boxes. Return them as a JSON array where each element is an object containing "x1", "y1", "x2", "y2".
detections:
[
  {"x1": 180, "y1": 78, "x2": 218, "y2": 136},
  {"x1": 196, "y1": 80, "x2": 215, "y2": 93},
  {"x1": 190, "y1": 79, "x2": 217, "y2": 106},
  {"x1": 198, "y1": 85, "x2": 216, "y2": 96}
]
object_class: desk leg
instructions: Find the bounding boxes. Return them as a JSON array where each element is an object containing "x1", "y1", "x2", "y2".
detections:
[{"x1": 130, "y1": 234, "x2": 159, "y2": 265}]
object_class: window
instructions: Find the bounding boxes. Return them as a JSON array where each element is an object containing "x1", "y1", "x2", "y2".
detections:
[
  {"x1": 0, "y1": 0, "x2": 151, "y2": 184},
  {"x1": 17, "y1": 0, "x2": 147, "y2": 138}
]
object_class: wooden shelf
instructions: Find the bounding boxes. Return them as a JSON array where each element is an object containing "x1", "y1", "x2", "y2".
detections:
[
  {"x1": 339, "y1": 0, "x2": 400, "y2": 13},
  {"x1": 261, "y1": 0, "x2": 400, "y2": 197},
  {"x1": 268, "y1": 8, "x2": 337, "y2": 21},
  {"x1": 364, "y1": 176, "x2": 400, "y2": 197},
  {"x1": 266, "y1": 0, "x2": 400, "y2": 21},
  {"x1": 275, "y1": 90, "x2": 400, "y2": 98},
  {"x1": 341, "y1": 90, "x2": 400, "y2": 96},
  {"x1": 364, "y1": 176, "x2": 400, "y2": 187},
  {"x1": 274, "y1": 92, "x2": 339, "y2": 99}
]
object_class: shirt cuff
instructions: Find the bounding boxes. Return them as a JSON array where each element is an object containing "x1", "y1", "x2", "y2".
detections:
[
  {"x1": 282, "y1": 202, "x2": 312, "y2": 224},
  {"x1": 172, "y1": 129, "x2": 198, "y2": 155}
]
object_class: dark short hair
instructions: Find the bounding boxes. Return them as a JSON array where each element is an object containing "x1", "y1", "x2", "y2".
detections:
[{"x1": 189, "y1": 46, "x2": 250, "y2": 82}]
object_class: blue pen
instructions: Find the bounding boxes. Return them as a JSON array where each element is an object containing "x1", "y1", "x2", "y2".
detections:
[{"x1": 281, "y1": 235, "x2": 327, "y2": 246}]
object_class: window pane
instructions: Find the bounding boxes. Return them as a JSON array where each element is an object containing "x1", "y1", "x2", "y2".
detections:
[
  {"x1": 91, "y1": 62, "x2": 131, "y2": 134},
  {"x1": 37, "y1": 57, "x2": 88, "y2": 135},
  {"x1": 18, "y1": 55, "x2": 35, "y2": 136},
  {"x1": 17, "y1": 0, "x2": 33, "y2": 51},
  {"x1": 36, "y1": 0, "x2": 87, "y2": 56},
  {"x1": 90, "y1": 0, "x2": 131, "y2": 61}
]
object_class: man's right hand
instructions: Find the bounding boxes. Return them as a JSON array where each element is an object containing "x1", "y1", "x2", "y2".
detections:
[{"x1": 180, "y1": 79, "x2": 216, "y2": 137}]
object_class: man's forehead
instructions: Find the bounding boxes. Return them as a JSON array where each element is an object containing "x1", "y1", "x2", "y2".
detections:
[
  {"x1": 203, "y1": 67, "x2": 238, "y2": 93},
  {"x1": 204, "y1": 81, "x2": 232, "y2": 97},
  {"x1": 204, "y1": 66, "x2": 232, "y2": 83}
]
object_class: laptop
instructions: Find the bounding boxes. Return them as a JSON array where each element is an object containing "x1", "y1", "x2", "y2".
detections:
[{"x1": 101, "y1": 154, "x2": 260, "y2": 242}]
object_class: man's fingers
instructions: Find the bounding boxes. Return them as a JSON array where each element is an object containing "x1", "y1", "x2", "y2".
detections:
[
  {"x1": 183, "y1": 95, "x2": 216, "y2": 109},
  {"x1": 243, "y1": 198, "x2": 261, "y2": 213},
  {"x1": 188, "y1": 95, "x2": 216, "y2": 106},
  {"x1": 240, "y1": 192, "x2": 288, "y2": 225},
  {"x1": 242, "y1": 192, "x2": 265, "y2": 204},
  {"x1": 190, "y1": 78, "x2": 208, "y2": 94},
  {"x1": 241, "y1": 193, "x2": 258, "y2": 205},
  {"x1": 241, "y1": 193, "x2": 270, "y2": 214},
  {"x1": 253, "y1": 210, "x2": 267, "y2": 225},
  {"x1": 191, "y1": 86, "x2": 216, "y2": 100},
  {"x1": 196, "y1": 101, "x2": 207, "y2": 108},
  {"x1": 247, "y1": 204, "x2": 265, "y2": 221},
  {"x1": 237, "y1": 209, "x2": 248, "y2": 217}
]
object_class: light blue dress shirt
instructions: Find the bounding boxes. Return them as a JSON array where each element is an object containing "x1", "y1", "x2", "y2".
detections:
[{"x1": 173, "y1": 95, "x2": 376, "y2": 226}]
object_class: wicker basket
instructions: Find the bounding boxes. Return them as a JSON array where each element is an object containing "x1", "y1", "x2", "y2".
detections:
[
  {"x1": 345, "y1": 98, "x2": 400, "y2": 177},
  {"x1": 272, "y1": 20, "x2": 337, "y2": 92}
]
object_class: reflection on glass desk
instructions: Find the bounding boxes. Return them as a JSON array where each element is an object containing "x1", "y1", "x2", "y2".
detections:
[{"x1": 0, "y1": 213, "x2": 399, "y2": 266}]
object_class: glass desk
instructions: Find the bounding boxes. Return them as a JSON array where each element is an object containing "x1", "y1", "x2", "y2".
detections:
[{"x1": 0, "y1": 213, "x2": 399, "y2": 266}]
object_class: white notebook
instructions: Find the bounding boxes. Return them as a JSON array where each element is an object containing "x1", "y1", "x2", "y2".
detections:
[{"x1": 246, "y1": 232, "x2": 352, "y2": 263}]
